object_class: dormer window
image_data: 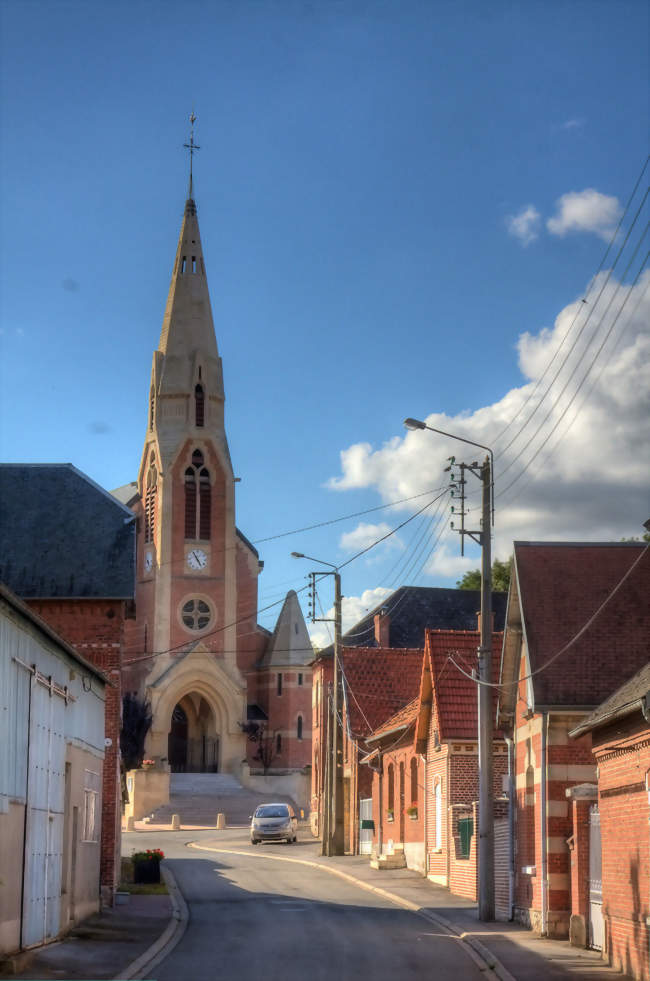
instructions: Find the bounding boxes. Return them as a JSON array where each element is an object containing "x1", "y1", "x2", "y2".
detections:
[
  {"x1": 192, "y1": 256, "x2": 197, "y2": 273},
  {"x1": 181, "y1": 256, "x2": 187, "y2": 274},
  {"x1": 195, "y1": 384, "x2": 205, "y2": 427}
]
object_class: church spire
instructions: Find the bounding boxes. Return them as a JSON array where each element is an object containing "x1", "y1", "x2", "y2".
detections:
[{"x1": 156, "y1": 114, "x2": 222, "y2": 394}]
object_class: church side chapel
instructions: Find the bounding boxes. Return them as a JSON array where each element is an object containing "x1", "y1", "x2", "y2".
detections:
[{"x1": 113, "y1": 123, "x2": 313, "y2": 791}]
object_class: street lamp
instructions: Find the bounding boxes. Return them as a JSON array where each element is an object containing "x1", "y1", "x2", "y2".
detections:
[
  {"x1": 291, "y1": 552, "x2": 345, "y2": 856},
  {"x1": 404, "y1": 416, "x2": 495, "y2": 921}
]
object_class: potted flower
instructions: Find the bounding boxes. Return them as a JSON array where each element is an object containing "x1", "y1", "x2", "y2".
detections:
[
  {"x1": 406, "y1": 803, "x2": 418, "y2": 820},
  {"x1": 141, "y1": 759, "x2": 155, "y2": 770},
  {"x1": 386, "y1": 808, "x2": 394, "y2": 823},
  {"x1": 132, "y1": 848, "x2": 165, "y2": 884}
]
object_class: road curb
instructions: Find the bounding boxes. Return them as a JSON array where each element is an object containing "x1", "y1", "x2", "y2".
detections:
[
  {"x1": 188, "y1": 843, "x2": 516, "y2": 981},
  {"x1": 113, "y1": 864, "x2": 189, "y2": 981}
]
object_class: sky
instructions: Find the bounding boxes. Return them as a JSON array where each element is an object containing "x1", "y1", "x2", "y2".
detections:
[{"x1": 1, "y1": 0, "x2": 648, "y2": 645}]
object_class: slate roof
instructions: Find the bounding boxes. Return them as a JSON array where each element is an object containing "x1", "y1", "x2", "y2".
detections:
[
  {"x1": 500, "y1": 541, "x2": 650, "y2": 712},
  {"x1": 321, "y1": 586, "x2": 507, "y2": 655},
  {"x1": 570, "y1": 662, "x2": 650, "y2": 738},
  {"x1": 343, "y1": 647, "x2": 423, "y2": 739},
  {"x1": 258, "y1": 590, "x2": 314, "y2": 668},
  {"x1": 367, "y1": 697, "x2": 420, "y2": 743},
  {"x1": 426, "y1": 630, "x2": 503, "y2": 741},
  {"x1": 0, "y1": 464, "x2": 136, "y2": 599}
]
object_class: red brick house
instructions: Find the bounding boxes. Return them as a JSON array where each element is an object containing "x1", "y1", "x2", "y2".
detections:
[
  {"x1": 311, "y1": 586, "x2": 508, "y2": 850},
  {"x1": 413, "y1": 629, "x2": 508, "y2": 903},
  {"x1": 0, "y1": 463, "x2": 136, "y2": 903},
  {"x1": 497, "y1": 541, "x2": 650, "y2": 939},
  {"x1": 569, "y1": 660, "x2": 650, "y2": 979},
  {"x1": 363, "y1": 699, "x2": 424, "y2": 871}
]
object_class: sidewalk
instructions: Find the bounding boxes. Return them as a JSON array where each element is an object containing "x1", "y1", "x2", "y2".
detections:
[
  {"x1": 0, "y1": 893, "x2": 172, "y2": 981},
  {"x1": 303, "y1": 847, "x2": 625, "y2": 981}
]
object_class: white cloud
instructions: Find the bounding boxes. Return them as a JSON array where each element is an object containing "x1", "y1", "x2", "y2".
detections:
[
  {"x1": 308, "y1": 586, "x2": 393, "y2": 650},
  {"x1": 561, "y1": 118, "x2": 585, "y2": 132},
  {"x1": 506, "y1": 205, "x2": 541, "y2": 247},
  {"x1": 339, "y1": 522, "x2": 403, "y2": 554},
  {"x1": 327, "y1": 271, "x2": 650, "y2": 570},
  {"x1": 547, "y1": 189, "x2": 622, "y2": 241}
]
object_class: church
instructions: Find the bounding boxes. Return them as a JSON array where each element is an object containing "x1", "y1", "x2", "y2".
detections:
[{"x1": 112, "y1": 165, "x2": 313, "y2": 782}]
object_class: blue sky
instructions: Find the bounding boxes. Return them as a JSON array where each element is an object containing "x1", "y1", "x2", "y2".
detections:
[{"x1": 1, "y1": 1, "x2": 648, "y2": 642}]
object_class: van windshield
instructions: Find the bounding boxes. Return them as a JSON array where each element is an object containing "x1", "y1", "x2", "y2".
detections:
[{"x1": 255, "y1": 805, "x2": 289, "y2": 818}]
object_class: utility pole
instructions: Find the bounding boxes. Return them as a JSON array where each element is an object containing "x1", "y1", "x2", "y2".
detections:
[
  {"x1": 477, "y1": 456, "x2": 494, "y2": 921},
  {"x1": 291, "y1": 553, "x2": 345, "y2": 856},
  {"x1": 403, "y1": 419, "x2": 495, "y2": 921}
]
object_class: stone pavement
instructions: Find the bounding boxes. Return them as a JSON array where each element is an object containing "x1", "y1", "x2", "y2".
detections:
[{"x1": 0, "y1": 893, "x2": 172, "y2": 981}]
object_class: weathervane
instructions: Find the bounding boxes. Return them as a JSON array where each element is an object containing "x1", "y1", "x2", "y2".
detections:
[{"x1": 183, "y1": 111, "x2": 200, "y2": 199}]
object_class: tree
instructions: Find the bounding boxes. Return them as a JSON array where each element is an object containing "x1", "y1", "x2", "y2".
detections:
[
  {"x1": 456, "y1": 556, "x2": 512, "y2": 593},
  {"x1": 240, "y1": 721, "x2": 279, "y2": 774},
  {"x1": 621, "y1": 533, "x2": 650, "y2": 543},
  {"x1": 120, "y1": 692, "x2": 153, "y2": 771}
]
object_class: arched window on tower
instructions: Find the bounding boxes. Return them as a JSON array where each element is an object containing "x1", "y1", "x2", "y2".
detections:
[
  {"x1": 297, "y1": 716, "x2": 303, "y2": 740},
  {"x1": 144, "y1": 453, "x2": 157, "y2": 544},
  {"x1": 195, "y1": 384, "x2": 205, "y2": 427},
  {"x1": 184, "y1": 449, "x2": 211, "y2": 541}
]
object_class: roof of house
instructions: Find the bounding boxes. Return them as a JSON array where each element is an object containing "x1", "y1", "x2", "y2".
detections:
[
  {"x1": 0, "y1": 464, "x2": 136, "y2": 599},
  {"x1": 499, "y1": 542, "x2": 650, "y2": 714},
  {"x1": 419, "y1": 629, "x2": 504, "y2": 743},
  {"x1": 570, "y1": 662, "x2": 650, "y2": 738},
  {"x1": 343, "y1": 647, "x2": 424, "y2": 739},
  {"x1": 319, "y1": 586, "x2": 507, "y2": 656},
  {"x1": 258, "y1": 590, "x2": 314, "y2": 668},
  {"x1": 367, "y1": 697, "x2": 420, "y2": 743}
]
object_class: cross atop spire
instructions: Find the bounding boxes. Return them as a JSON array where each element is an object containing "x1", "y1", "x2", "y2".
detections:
[{"x1": 183, "y1": 110, "x2": 200, "y2": 203}]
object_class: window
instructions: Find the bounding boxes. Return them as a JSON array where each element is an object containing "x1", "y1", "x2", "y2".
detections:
[
  {"x1": 458, "y1": 817, "x2": 473, "y2": 859},
  {"x1": 387, "y1": 764, "x2": 394, "y2": 818},
  {"x1": 192, "y1": 256, "x2": 197, "y2": 274},
  {"x1": 434, "y1": 778, "x2": 442, "y2": 850},
  {"x1": 182, "y1": 598, "x2": 211, "y2": 631},
  {"x1": 276, "y1": 733, "x2": 282, "y2": 754},
  {"x1": 82, "y1": 770, "x2": 101, "y2": 842},
  {"x1": 297, "y1": 716, "x2": 303, "y2": 740},
  {"x1": 410, "y1": 757, "x2": 418, "y2": 805},
  {"x1": 144, "y1": 454, "x2": 157, "y2": 544},
  {"x1": 298, "y1": 672, "x2": 303, "y2": 686},
  {"x1": 195, "y1": 384, "x2": 205, "y2": 427},
  {"x1": 184, "y1": 450, "x2": 211, "y2": 540},
  {"x1": 181, "y1": 256, "x2": 186, "y2": 274},
  {"x1": 277, "y1": 673, "x2": 283, "y2": 696}
]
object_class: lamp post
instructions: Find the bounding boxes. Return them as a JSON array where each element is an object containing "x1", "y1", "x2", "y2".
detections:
[
  {"x1": 291, "y1": 552, "x2": 345, "y2": 856},
  {"x1": 404, "y1": 417, "x2": 495, "y2": 921}
]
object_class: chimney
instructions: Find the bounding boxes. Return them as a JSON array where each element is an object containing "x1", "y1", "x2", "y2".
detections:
[
  {"x1": 476, "y1": 611, "x2": 496, "y2": 633},
  {"x1": 374, "y1": 608, "x2": 390, "y2": 648}
]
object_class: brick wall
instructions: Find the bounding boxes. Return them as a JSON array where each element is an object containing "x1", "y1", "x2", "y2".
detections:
[
  {"x1": 27, "y1": 598, "x2": 126, "y2": 899},
  {"x1": 593, "y1": 715, "x2": 650, "y2": 981}
]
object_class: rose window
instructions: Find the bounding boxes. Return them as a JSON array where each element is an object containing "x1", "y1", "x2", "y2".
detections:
[{"x1": 182, "y1": 598, "x2": 211, "y2": 630}]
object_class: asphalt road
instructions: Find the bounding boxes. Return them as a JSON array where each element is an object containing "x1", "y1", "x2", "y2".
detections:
[{"x1": 124, "y1": 829, "x2": 487, "y2": 981}]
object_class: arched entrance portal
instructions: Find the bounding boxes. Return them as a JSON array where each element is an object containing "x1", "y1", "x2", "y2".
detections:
[{"x1": 167, "y1": 694, "x2": 220, "y2": 773}]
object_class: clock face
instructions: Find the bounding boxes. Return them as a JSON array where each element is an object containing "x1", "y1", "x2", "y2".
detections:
[
  {"x1": 187, "y1": 548, "x2": 208, "y2": 571},
  {"x1": 144, "y1": 550, "x2": 153, "y2": 572}
]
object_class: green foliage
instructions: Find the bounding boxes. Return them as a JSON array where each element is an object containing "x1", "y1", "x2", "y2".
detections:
[
  {"x1": 621, "y1": 533, "x2": 650, "y2": 542},
  {"x1": 456, "y1": 556, "x2": 512, "y2": 592}
]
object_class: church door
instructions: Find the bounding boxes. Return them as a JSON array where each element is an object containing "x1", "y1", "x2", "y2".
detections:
[{"x1": 168, "y1": 704, "x2": 188, "y2": 772}]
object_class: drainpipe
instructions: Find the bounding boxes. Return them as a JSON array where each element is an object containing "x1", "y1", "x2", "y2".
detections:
[
  {"x1": 505, "y1": 735, "x2": 515, "y2": 920},
  {"x1": 421, "y1": 754, "x2": 427, "y2": 877},
  {"x1": 541, "y1": 711, "x2": 548, "y2": 936},
  {"x1": 377, "y1": 751, "x2": 383, "y2": 857}
]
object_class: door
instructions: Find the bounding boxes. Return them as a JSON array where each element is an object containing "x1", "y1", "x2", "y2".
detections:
[
  {"x1": 588, "y1": 804, "x2": 604, "y2": 950},
  {"x1": 359, "y1": 798, "x2": 373, "y2": 855},
  {"x1": 22, "y1": 676, "x2": 65, "y2": 948}
]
